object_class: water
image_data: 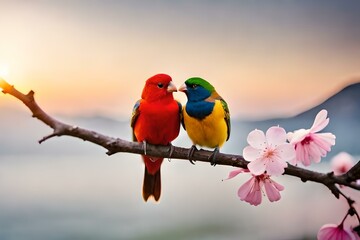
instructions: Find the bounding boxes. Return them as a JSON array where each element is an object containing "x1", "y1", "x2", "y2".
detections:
[
  {"x1": 1, "y1": 151, "x2": 358, "y2": 240},
  {"x1": 0, "y1": 111, "x2": 359, "y2": 239}
]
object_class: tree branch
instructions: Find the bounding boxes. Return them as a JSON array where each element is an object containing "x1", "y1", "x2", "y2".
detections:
[{"x1": 1, "y1": 78, "x2": 359, "y2": 198}]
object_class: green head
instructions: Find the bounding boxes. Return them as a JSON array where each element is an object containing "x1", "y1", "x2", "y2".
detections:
[{"x1": 179, "y1": 77, "x2": 215, "y2": 102}]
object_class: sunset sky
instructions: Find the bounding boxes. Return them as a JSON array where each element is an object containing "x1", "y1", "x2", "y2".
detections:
[
  {"x1": 1, "y1": 0, "x2": 360, "y2": 120},
  {"x1": 1, "y1": 2, "x2": 360, "y2": 238}
]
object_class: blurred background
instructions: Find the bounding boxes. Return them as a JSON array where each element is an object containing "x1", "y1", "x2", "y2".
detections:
[{"x1": 1, "y1": 1, "x2": 360, "y2": 239}]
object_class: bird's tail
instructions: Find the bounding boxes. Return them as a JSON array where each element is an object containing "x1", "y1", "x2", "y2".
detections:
[{"x1": 142, "y1": 156, "x2": 163, "y2": 202}]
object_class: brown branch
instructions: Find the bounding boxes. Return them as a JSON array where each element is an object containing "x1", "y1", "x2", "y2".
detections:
[
  {"x1": 345, "y1": 161, "x2": 360, "y2": 183},
  {"x1": 1, "y1": 78, "x2": 360, "y2": 198}
]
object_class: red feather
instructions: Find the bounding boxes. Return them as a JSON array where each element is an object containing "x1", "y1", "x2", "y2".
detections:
[{"x1": 131, "y1": 74, "x2": 181, "y2": 202}]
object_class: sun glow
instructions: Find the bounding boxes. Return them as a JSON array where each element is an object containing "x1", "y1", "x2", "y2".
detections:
[
  {"x1": 0, "y1": 65, "x2": 10, "y2": 79},
  {"x1": 0, "y1": 65, "x2": 11, "y2": 92}
]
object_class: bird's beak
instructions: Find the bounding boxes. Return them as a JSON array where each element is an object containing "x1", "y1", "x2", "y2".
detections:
[
  {"x1": 178, "y1": 83, "x2": 187, "y2": 92},
  {"x1": 167, "y1": 81, "x2": 177, "y2": 93}
]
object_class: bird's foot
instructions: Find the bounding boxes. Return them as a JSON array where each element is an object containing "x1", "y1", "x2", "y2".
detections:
[
  {"x1": 188, "y1": 145, "x2": 197, "y2": 165},
  {"x1": 209, "y1": 147, "x2": 219, "y2": 166},
  {"x1": 168, "y1": 143, "x2": 175, "y2": 159}
]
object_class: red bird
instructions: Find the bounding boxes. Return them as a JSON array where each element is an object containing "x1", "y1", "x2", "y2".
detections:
[{"x1": 131, "y1": 74, "x2": 181, "y2": 202}]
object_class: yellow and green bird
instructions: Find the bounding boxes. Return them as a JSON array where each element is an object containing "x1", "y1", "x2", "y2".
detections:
[{"x1": 179, "y1": 77, "x2": 230, "y2": 165}]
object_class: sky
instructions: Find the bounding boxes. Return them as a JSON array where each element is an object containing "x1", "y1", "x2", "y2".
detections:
[{"x1": 1, "y1": 0, "x2": 360, "y2": 120}]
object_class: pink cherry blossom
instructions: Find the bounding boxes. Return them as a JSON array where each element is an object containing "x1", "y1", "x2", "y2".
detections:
[
  {"x1": 287, "y1": 109, "x2": 336, "y2": 166},
  {"x1": 331, "y1": 152, "x2": 355, "y2": 176},
  {"x1": 226, "y1": 168, "x2": 284, "y2": 206},
  {"x1": 244, "y1": 126, "x2": 295, "y2": 176},
  {"x1": 317, "y1": 223, "x2": 355, "y2": 240}
]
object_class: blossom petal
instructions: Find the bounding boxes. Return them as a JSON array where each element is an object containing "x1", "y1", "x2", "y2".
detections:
[
  {"x1": 307, "y1": 142, "x2": 322, "y2": 163},
  {"x1": 302, "y1": 144, "x2": 312, "y2": 166},
  {"x1": 266, "y1": 126, "x2": 287, "y2": 147},
  {"x1": 247, "y1": 158, "x2": 267, "y2": 176},
  {"x1": 311, "y1": 134, "x2": 335, "y2": 155},
  {"x1": 276, "y1": 144, "x2": 296, "y2": 162},
  {"x1": 237, "y1": 177, "x2": 255, "y2": 199},
  {"x1": 310, "y1": 109, "x2": 329, "y2": 133},
  {"x1": 316, "y1": 132, "x2": 336, "y2": 146},
  {"x1": 294, "y1": 144, "x2": 303, "y2": 164},
  {"x1": 317, "y1": 224, "x2": 355, "y2": 240},
  {"x1": 295, "y1": 143, "x2": 311, "y2": 166},
  {"x1": 288, "y1": 155, "x2": 298, "y2": 165},
  {"x1": 265, "y1": 156, "x2": 287, "y2": 176},
  {"x1": 243, "y1": 146, "x2": 261, "y2": 162},
  {"x1": 287, "y1": 131, "x2": 294, "y2": 142},
  {"x1": 225, "y1": 168, "x2": 248, "y2": 180},
  {"x1": 246, "y1": 188, "x2": 262, "y2": 206},
  {"x1": 317, "y1": 224, "x2": 339, "y2": 240},
  {"x1": 247, "y1": 129, "x2": 266, "y2": 149},
  {"x1": 264, "y1": 178, "x2": 282, "y2": 202},
  {"x1": 238, "y1": 176, "x2": 262, "y2": 206},
  {"x1": 288, "y1": 129, "x2": 310, "y2": 144},
  {"x1": 271, "y1": 179, "x2": 285, "y2": 191}
]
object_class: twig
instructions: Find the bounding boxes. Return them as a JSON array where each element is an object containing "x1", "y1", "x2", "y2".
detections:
[{"x1": 1, "y1": 78, "x2": 360, "y2": 197}]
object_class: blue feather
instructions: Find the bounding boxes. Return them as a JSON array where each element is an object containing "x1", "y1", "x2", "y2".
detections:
[
  {"x1": 186, "y1": 85, "x2": 211, "y2": 102},
  {"x1": 185, "y1": 101, "x2": 214, "y2": 119}
]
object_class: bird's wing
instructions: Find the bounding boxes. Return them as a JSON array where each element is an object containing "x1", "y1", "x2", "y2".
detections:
[
  {"x1": 131, "y1": 100, "x2": 141, "y2": 141},
  {"x1": 209, "y1": 91, "x2": 231, "y2": 141},
  {"x1": 220, "y1": 99, "x2": 231, "y2": 141}
]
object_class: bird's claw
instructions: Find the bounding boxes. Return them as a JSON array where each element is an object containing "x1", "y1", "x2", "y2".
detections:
[
  {"x1": 209, "y1": 147, "x2": 219, "y2": 166},
  {"x1": 168, "y1": 143, "x2": 175, "y2": 158},
  {"x1": 188, "y1": 145, "x2": 197, "y2": 165}
]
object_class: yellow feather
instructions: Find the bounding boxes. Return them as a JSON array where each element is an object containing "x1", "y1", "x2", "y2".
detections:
[{"x1": 183, "y1": 100, "x2": 228, "y2": 148}]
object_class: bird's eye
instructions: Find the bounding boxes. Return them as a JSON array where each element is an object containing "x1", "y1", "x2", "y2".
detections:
[
  {"x1": 191, "y1": 84, "x2": 197, "y2": 89},
  {"x1": 157, "y1": 83, "x2": 164, "y2": 88}
]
